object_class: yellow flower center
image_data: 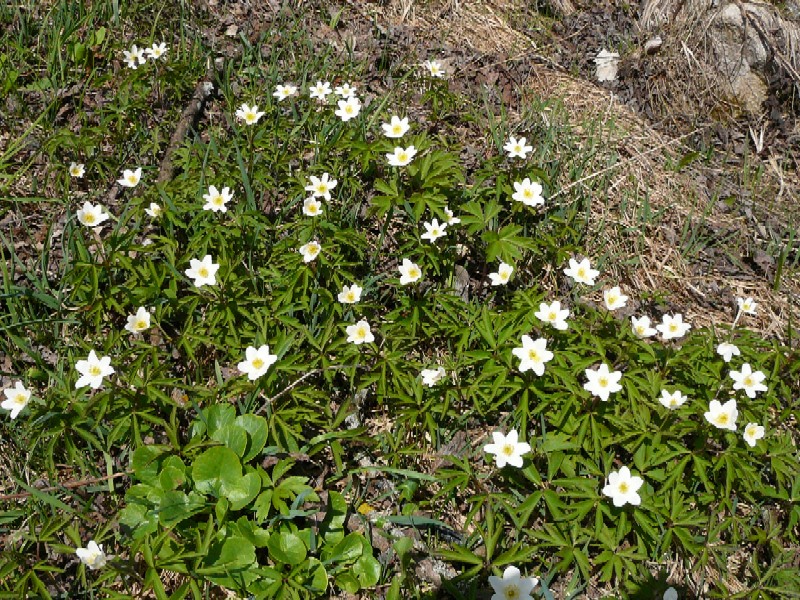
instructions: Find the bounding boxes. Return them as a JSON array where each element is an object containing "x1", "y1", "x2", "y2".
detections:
[
  {"x1": 345, "y1": 292, "x2": 356, "y2": 302},
  {"x1": 608, "y1": 294, "x2": 618, "y2": 304},
  {"x1": 13, "y1": 394, "x2": 26, "y2": 405},
  {"x1": 84, "y1": 213, "x2": 95, "y2": 223},
  {"x1": 71, "y1": 167, "x2": 80, "y2": 175},
  {"x1": 356, "y1": 326, "x2": 367, "y2": 338},
  {"x1": 618, "y1": 482, "x2": 630, "y2": 494},
  {"x1": 743, "y1": 376, "x2": 753, "y2": 387},
  {"x1": 212, "y1": 195, "x2": 223, "y2": 206},
  {"x1": 135, "y1": 319, "x2": 148, "y2": 330},
  {"x1": 669, "y1": 399, "x2": 677, "y2": 407},
  {"x1": 198, "y1": 267, "x2": 209, "y2": 278},
  {"x1": 345, "y1": 105, "x2": 353, "y2": 114},
  {"x1": 636, "y1": 326, "x2": 644, "y2": 334},
  {"x1": 398, "y1": 152, "x2": 408, "y2": 162},
  {"x1": 524, "y1": 189, "x2": 533, "y2": 198},
  {"x1": 528, "y1": 350, "x2": 539, "y2": 361},
  {"x1": 408, "y1": 268, "x2": 419, "y2": 279},
  {"x1": 252, "y1": 358, "x2": 264, "y2": 369},
  {"x1": 577, "y1": 268, "x2": 586, "y2": 278},
  {"x1": 392, "y1": 125, "x2": 402, "y2": 134},
  {"x1": 89, "y1": 366, "x2": 102, "y2": 376},
  {"x1": 599, "y1": 377, "x2": 608, "y2": 387},
  {"x1": 316, "y1": 185, "x2": 327, "y2": 194},
  {"x1": 548, "y1": 311, "x2": 557, "y2": 321},
  {"x1": 514, "y1": 145, "x2": 522, "y2": 152},
  {"x1": 127, "y1": 175, "x2": 137, "y2": 184},
  {"x1": 501, "y1": 444, "x2": 515, "y2": 457},
  {"x1": 669, "y1": 323, "x2": 678, "y2": 332},
  {"x1": 715, "y1": 414, "x2": 729, "y2": 426}
]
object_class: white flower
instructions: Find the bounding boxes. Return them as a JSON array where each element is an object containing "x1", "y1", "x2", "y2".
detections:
[
  {"x1": 658, "y1": 389, "x2": 687, "y2": 410},
  {"x1": 443, "y1": 206, "x2": 460, "y2": 225},
  {"x1": 583, "y1": 363, "x2": 623, "y2": 401},
  {"x1": 503, "y1": 136, "x2": 532, "y2": 159},
  {"x1": 603, "y1": 286, "x2": 629, "y2": 311},
  {"x1": 236, "y1": 103, "x2": 265, "y2": 125},
  {"x1": 563, "y1": 257, "x2": 599, "y2": 286},
  {"x1": 145, "y1": 203, "x2": 162, "y2": 218},
  {"x1": 185, "y1": 255, "x2": 219, "y2": 287},
  {"x1": 420, "y1": 367, "x2": 446, "y2": 387},
  {"x1": 483, "y1": 430, "x2": 530, "y2": 468},
  {"x1": 334, "y1": 96, "x2": 361, "y2": 121},
  {"x1": 305, "y1": 173, "x2": 338, "y2": 200},
  {"x1": 663, "y1": 587, "x2": 678, "y2": 600},
  {"x1": 398, "y1": 259, "x2": 422, "y2": 285},
  {"x1": 145, "y1": 42, "x2": 168, "y2": 60},
  {"x1": 631, "y1": 315, "x2": 657, "y2": 338},
  {"x1": 704, "y1": 399, "x2": 738, "y2": 431},
  {"x1": 488, "y1": 565, "x2": 538, "y2": 600},
  {"x1": 602, "y1": 466, "x2": 643, "y2": 507},
  {"x1": 237, "y1": 345, "x2": 278, "y2": 381},
  {"x1": 595, "y1": 49, "x2": 620, "y2": 82},
  {"x1": 273, "y1": 84, "x2": 298, "y2": 101},
  {"x1": 386, "y1": 145, "x2": 417, "y2": 167},
  {"x1": 656, "y1": 313, "x2": 691, "y2": 341},
  {"x1": 729, "y1": 363, "x2": 768, "y2": 398},
  {"x1": 381, "y1": 115, "x2": 410, "y2": 138},
  {"x1": 421, "y1": 218, "x2": 447, "y2": 243},
  {"x1": 117, "y1": 167, "x2": 142, "y2": 188},
  {"x1": 75, "y1": 350, "x2": 115, "y2": 390},
  {"x1": 124, "y1": 307, "x2": 151, "y2": 334},
  {"x1": 76, "y1": 541, "x2": 109, "y2": 570},
  {"x1": 488, "y1": 262, "x2": 514, "y2": 286},
  {"x1": 512, "y1": 335, "x2": 554, "y2": 376},
  {"x1": 122, "y1": 44, "x2": 146, "y2": 69},
  {"x1": 69, "y1": 162, "x2": 85, "y2": 178},
  {"x1": 2, "y1": 382, "x2": 32, "y2": 420},
  {"x1": 77, "y1": 201, "x2": 109, "y2": 228},
  {"x1": 422, "y1": 59, "x2": 445, "y2": 78},
  {"x1": 743, "y1": 422, "x2": 765, "y2": 447},
  {"x1": 535, "y1": 301, "x2": 569, "y2": 331},
  {"x1": 302, "y1": 197, "x2": 323, "y2": 217},
  {"x1": 716, "y1": 342, "x2": 741, "y2": 363},
  {"x1": 338, "y1": 284, "x2": 363, "y2": 304},
  {"x1": 737, "y1": 296, "x2": 757, "y2": 315},
  {"x1": 511, "y1": 178, "x2": 544, "y2": 206},
  {"x1": 202, "y1": 185, "x2": 233, "y2": 213},
  {"x1": 308, "y1": 81, "x2": 332, "y2": 101},
  {"x1": 346, "y1": 319, "x2": 374, "y2": 345},
  {"x1": 334, "y1": 83, "x2": 357, "y2": 98},
  {"x1": 299, "y1": 241, "x2": 321, "y2": 263}
]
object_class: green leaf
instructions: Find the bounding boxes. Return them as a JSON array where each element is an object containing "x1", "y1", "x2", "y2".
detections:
[
  {"x1": 211, "y1": 424, "x2": 248, "y2": 457},
  {"x1": 235, "y1": 414, "x2": 269, "y2": 462},
  {"x1": 192, "y1": 447, "x2": 242, "y2": 497},
  {"x1": 353, "y1": 553, "x2": 381, "y2": 587},
  {"x1": 320, "y1": 491, "x2": 348, "y2": 545},
  {"x1": 268, "y1": 531, "x2": 307, "y2": 566}
]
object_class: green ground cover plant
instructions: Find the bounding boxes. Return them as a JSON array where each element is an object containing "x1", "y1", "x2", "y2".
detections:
[{"x1": 1, "y1": 2, "x2": 799, "y2": 599}]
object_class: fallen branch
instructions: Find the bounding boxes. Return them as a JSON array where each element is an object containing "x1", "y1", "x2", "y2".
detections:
[{"x1": 0, "y1": 472, "x2": 128, "y2": 502}]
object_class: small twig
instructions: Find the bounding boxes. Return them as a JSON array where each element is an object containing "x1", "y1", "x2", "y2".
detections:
[
  {"x1": 255, "y1": 364, "x2": 362, "y2": 416},
  {"x1": 0, "y1": 472, "x2": 128, "y2": 502}
]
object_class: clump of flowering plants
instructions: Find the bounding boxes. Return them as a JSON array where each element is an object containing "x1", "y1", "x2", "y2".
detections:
[{"x1": 1, "y1": 10, "x2": 799, "y2": 600}]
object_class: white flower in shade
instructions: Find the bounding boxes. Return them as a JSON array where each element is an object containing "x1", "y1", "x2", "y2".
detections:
[
  {"x1": 563, "y1": 257, "x2": 599, "y2": 286},
  {"x1": 488, "y1": 565, "x2": 538, "y2": 600},
  {"x1": 704, "y1": 399, "x2": 738, "y2": 431},
  {"x1": 381, "y1": 115, "x2": 410, "y2": 138},
  {"x1": 236, "y1": 103, "x2": 265, "y2": 125},
  {"x1": 503, "y1": 136, "x2": 532, "y2": 159},
  {"x1": 602, "y1": 466, "x2": 643, "y2": 507},
  {"x1": 123, "y1": 44, "x2": 147, "y2": 69},
  {"x1": 743, "y1": 423, "x2": 765, "y2": 448},
  {"x1": 631, "y1": 315, "x2": 657, "y2": 338},
  {"x1": 334, "y1": 83, "x2": 357, "y2": 98},
  {"x1": 75, "y1": 350, "x2": 115, "y2": 390},
  {"x1": 2, "y1": 382, "x2": 32, "y2": 420},
  {"x1": 398, "y1": 259, "x2": 422, "y2": 285},
  {"x1": 489, "y1": 262, "x2": 514, "y2": 286},
  {"x1": 420, "y1": 367, "x2": 446, "y2": 387},
  {"x1": 483, "y1": 430, "x2": 530, "y2": 468},
  {"x1": 663, "y1": 587, "x2": 678, "y2": 600},
  {"x1": 76, "y1": 541, "x2": 109, "y2": 570},
  {"x1": 299, "y1": 241, "x2": 321, "y2": 263},
  {"x1": 124, "y1": 307, "x2": 151, "y2": 334},
  {"x1": 421, "y1": 218, "x2": 447, "y2": 243},
  {"x1": 386, "y1": 145, "x2": 417, "y2": 167},
  {"x1": 656, "y1": 313, "x2": 691, "y2": 341},
  {"x1": 69, "y1": 162, "x2": 85, "y2": 178},
  {"x1": 512, "y1": 335, "x2": 554, "y2": 376},
  {"x1": 729, "y1": 363, "x2": 767, "y2": 398},
  {"x1": 422, "y1": 59, "x2": 445, "y2": 78},
  {"x1": 595, "y1": 49, "x2": 620, "y2": 82},
  {"x1": 443, "y1": 206, "x2": 460, "y2": 225},
  {"x1": 308, "y1": 81, "x2": 331, "y2": 101},
  {"x1": 737, "y1": 296, "x2": 757, "y2": 315},
  {"x1": 77, "y1": 202, "x2": 109, "y2": 228},
  {"x1": 583, "y1": 363, "x2": 623, "y2": 401},
  {"x1": 117, "y1": 167, "x2": 142, "y2": 188},
  {"x1": 511, "y1": 178, "x2": 544, "y2": 207},
  {"x1": 338, "y1": 283, "x2": 363, "y2": 304},
  {"x1": 273, "y1": 84, "x2": 298, "y2": 101},
  {"x1": 334, "y1": 96, "x2": 361, "y2": 121},
  {"x1": 305, "y1": 173, "x2": 338, "y2": 200},
  {"x1": 535, "y1": 301, "x2": 569, "y2": 331},
  {"x1": 237, "y1": 345, "x2": 278, "y2": 381},
  {"x1": 145, "y1": 203, "x2": 162, "y2": 218},
  {"x1": 145, "y1": 42, "x2": 168, "y2": 60},
  {"x1": 658, "y1": 389, "x2": 687, "y2": 410},
  {"x1": 185, "y1": 255, "x2": 219, "y2": 287},
  {"x1": 603, "y1": 286, "x2": 629, "y2": 311},
  {"x1": 202, "y1": 185, "x2": 233, "y2": 213},
  {"x1": 346, "y1": 319, "x2": 374, "y2": 345},
  {"x1": 716, "y1": 342, "x2": 740, "y2": 363},
  {"x1": 302, "y1": 197, "x2": 323, "y2": 217}
]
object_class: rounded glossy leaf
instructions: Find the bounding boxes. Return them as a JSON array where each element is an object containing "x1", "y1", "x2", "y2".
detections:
[
  {"x1": 353, "y1": 553, "x2": 381, "y2": 587},
  {"x1": 235, "y1": 414, "x2": 269, "y2": 462},
  {"x1": 192, "y1": 446, "x2": 241, "y2": 497},
  {"x1": 268, "y1": 531, "x2": 307, "y2": 566},
  {"x1": 211, "y1": 424, "x2": 248, "y2": 457}
]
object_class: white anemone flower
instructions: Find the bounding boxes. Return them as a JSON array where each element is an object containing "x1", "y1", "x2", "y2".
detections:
[
  {"x1": 535, "y1": 301, "x2": 569, "y2": 331},
  {"x1": 338, "y1": 284, "x2": 363, "y2": 304},
  {"x1": 737, "y1": 296, "x2": 757, "y2": 315},
  {"x1": 305, "y1": 173, "x2": 338, "y2": 200},
  {"x1": 583, "y1": 363, "x2": 623, "y2": 401},
  {"x1": 503, "y1": 136, "x2": 532, "y2": 159},
  {"x1": 346, "y1": 319, "x2": 374, "y2": 345},
  {"x1": 123, "y1": 44, "x2": 147, "y2": 69},
  {"x1": 420, "y1": 367, "x2": 446, "y2": 387},
  {"x1": 237, "y1": 345, "x2": 278, "y2": 381},
  {"x1": 422, "y1": 60, "x2": 445, "y2": 78},
  {"x1": 273, "y1": 84, "x2": 298, "y2": 101},
  {"x1": 729, "y1": 363, "x2": 768, "y2": 398},
  {"x1": 488, "y1": 565, "x2": 538, "y2": 600},
  {"x1": 117, "y1": 167, "x2": 142, "y2": 188},
  {"x1": 298, "y1": 241, "x2": 321, "y2": 263},
  {"x1": 603, "y1": 286, "x2": 629, "y2": 311},
  {"x1": 488, "y1": 262, "x2": 514, "y2": 286},
  {"x1": 381, "y1": 115, "x2": 410, "y2": 138},
  {"x1": 421, "y1": 218, "x2": 447, "y2": 243},
  {"x1": 124, "y1": 307, "x2": 151, "y2": 334},
  {"x1": 511, "y1": 335, "x2": 554, "y2": 376},
  {"x1": 308, "y1": 81, "x2": 332, "y2": 101},
  {"x1": 631, "y1": 315, "x2": 657, "y2": 338},
  {"x1": 386, "y1": 145, "x2": 417, "y2": 167},
  {"x1": 76, "y1": 541, "x2": 110, "y2": 570},
  {"x1": 2, "y1": 382, "x2": 32, "y2": 420},
  {"x1": 511, "y1": 178, "x2": 544, "y2": 206},
  {"x1": 704, "y1": 399, "x2": 738, "y2": 431},
  {"x1": 202, "y1": 185, "x2": 233, "y2": 213},
  {"x1": 77, "y1": 201, "x2": 109, "y2": 228},
  {"x1": 145, "y1": 203, "x2": 162, "y2": 218},
  {"x1": 658, "y1": 389, "x2": 687, "y2": 410},
  {"x1": 656, "y1": 313, "x2": 691, "y2": 341},
  {"x1": 743, "y1": 423, "x2": 765, "y2": 447},
  {"x1": 398, "y1": 259, "x2": 422, "y2": 285},
  {"x1": 69, "y1": 162, "x2": 85, "y2": 178},
  {"x1": 563, "y1": 257, "x2": 600, "y2": 286},
  {"x1": 185, "y1": 255, "x2": 219, "y2": 287},
  {"x1": 75, "y1": 350, "x2": 115, "y2": 390},
  {"x1": 334, "y1": 96, "x2": 361, "y2": 121},
  {"x1": 302, "y1": 197, "x2": 323, "y2": 217},
  {"x1": 334, "y1": 83, "x2": 357, "y2": 98},
  {"x1": 602, "y1": 465, "x2": 643, "y2": 507},
  {"x1": 145, "y1": 42, "x2": 168, "y2": 60},
  {"x1": 716, "y1": 342, "x2": 741, "y2": 363},
  {"x1": 484, "y1": 430, "x2": 530, "y2": 468},
  {"x1": 235, "y1": 103, "x2": 265, "y2": 125}
]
